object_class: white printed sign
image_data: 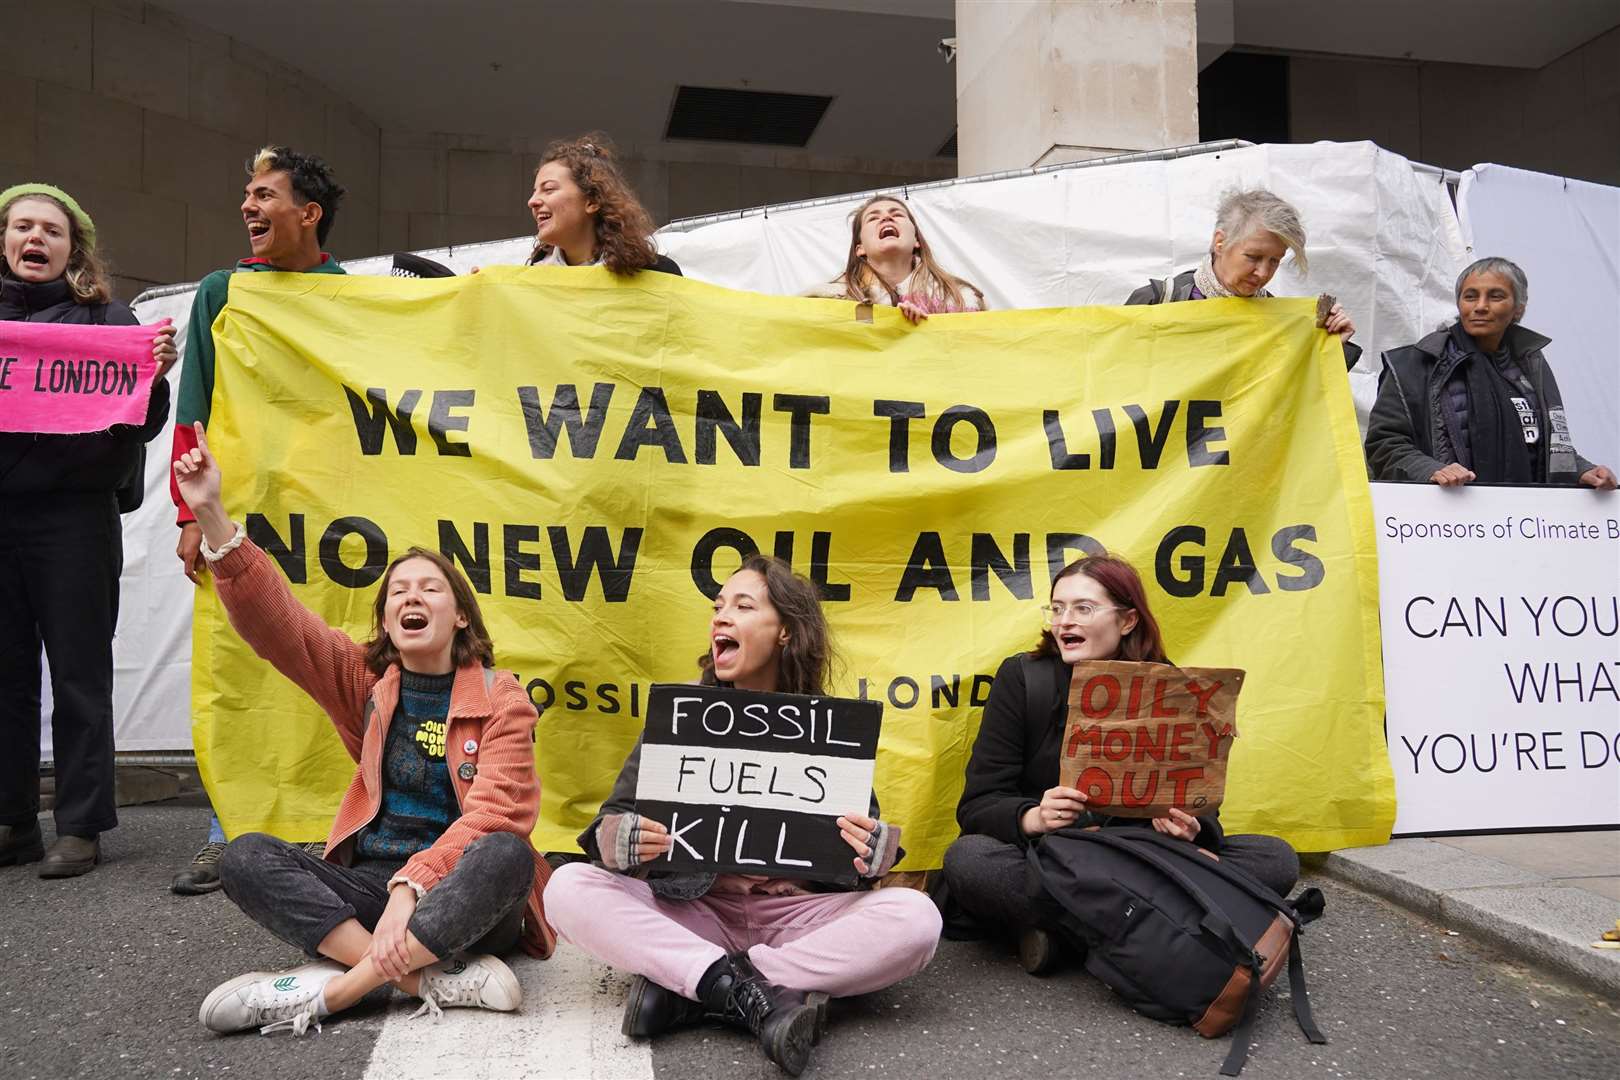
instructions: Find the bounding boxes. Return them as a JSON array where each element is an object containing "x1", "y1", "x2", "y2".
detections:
[{"x1": 1373, "y1": 483, "x2": 1620, "y2": 834}]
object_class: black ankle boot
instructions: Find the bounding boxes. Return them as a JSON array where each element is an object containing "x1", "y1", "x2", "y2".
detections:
[
  {"x1": 621, "y1": 973, "x2": 706, "y2": 1038},
  {"x1": 0, "y1": 820, "x2": 44, "y2": 866},
  {"x1": 699, "y1": 954, "x2": 817, "y2": 1076}
]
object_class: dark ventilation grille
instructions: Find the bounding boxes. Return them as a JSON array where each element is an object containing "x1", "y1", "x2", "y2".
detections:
[
  {"x1": 665, "y1": 86, "x2": 832, "y2": 147},
  {"x1": 937, "y1": 130, "x2": 957, "y2": 158}
]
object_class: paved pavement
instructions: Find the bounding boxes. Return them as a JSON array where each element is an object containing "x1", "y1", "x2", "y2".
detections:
[
  {"x1": 1324, "y1": 830, "x2": 1620, "y2": 995},
  {"x1": 4, "y1": 797, "x2": 1618, "y2": 1080}
]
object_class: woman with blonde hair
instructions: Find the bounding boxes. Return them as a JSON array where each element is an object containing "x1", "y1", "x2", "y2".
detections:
[
  {"x1": 1125, "y1": 187, "x2": 1361, "y2": 369},
  {"x1": 526, "y1": 133, "x2": 681, "y2": 276},
  {"x1": 807, "y1": 195, "x2": 986, "y2": 322},
  {"x1": 0, "y1": 183, "x2": 176, "y2": 878}
]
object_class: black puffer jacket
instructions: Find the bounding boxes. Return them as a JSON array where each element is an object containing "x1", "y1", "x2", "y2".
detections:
[{"x1": 0, "y1": 276, "x2": 171, "y2": 501}]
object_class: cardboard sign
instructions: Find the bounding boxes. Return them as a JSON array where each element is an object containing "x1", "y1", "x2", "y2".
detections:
[
  {"x1": 1058, "y1": 661, "x2": 1244, "y2": 818},
  {"x1": 0, "y1": 319, "x2": 166, "y2": 434},
  {"x1": 635, "y1": 684, "x2": 882, "y2": 886}
]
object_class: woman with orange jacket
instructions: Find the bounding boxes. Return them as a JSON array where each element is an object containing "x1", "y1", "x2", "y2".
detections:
[{"x1": 172, "y1": 421, "x2": 552, "y2": 1037}]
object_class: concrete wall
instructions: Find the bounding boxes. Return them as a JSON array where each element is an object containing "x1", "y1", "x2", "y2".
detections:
[
  {"x1": 1289, "y1": 24, "x2": 1620, "y2": 185},
  {"x1": 2, "y1": 0, "x2": 383, "y2": 299},
  {"x1": 955, "y1": 0, "x2": 1200, "y2": 173},
  {"x1": 4, "y1": 1, "x2": 949, "y2": 301},
  {"x1": 377, "y1": 133, "x2": 955, "y2": 258}
]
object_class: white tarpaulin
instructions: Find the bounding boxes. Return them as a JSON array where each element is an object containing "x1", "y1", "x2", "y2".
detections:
[
  {"x1": 94, "y1": 139, "x2": 1466, "y2": 755},
  {"x1": 1372, "y1": 482, "x2": 1620, "y2": 834},
  {"x1": 1457, "y1": 163, "x2": 1620, "y2": 470}
]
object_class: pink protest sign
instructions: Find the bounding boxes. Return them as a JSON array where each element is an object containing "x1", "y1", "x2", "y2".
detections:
[{"x1": 0, "y1": 319, "x2": 165, "y2": 434}]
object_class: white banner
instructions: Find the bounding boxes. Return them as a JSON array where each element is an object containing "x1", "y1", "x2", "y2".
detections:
[
  {"x1": 107, "y1": 139, "x2": 1468, "y2": 757},
  {"x1": 1458, "y1": 163, "x2": 1620, "y2": 471},
  {"x1": 1372, "y1": 482, "x2": 1620, "y2": 834}
]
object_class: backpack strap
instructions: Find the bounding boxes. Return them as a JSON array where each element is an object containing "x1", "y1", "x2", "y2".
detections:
[
  {"x1": 1020, "y1": 653, "x2": 1060, "y2": 728},
  {"x1": 1290, "y1": 885, "x2": 1325, "y2": 925},
  {"x1": 1219, "y1": 965, "x2": 1266, "y2": 1077},
  {"x1": 1286, "y1": 933, "x2": 1327, "y2": 1044},
  {"x1": 1123, "y1": 829, "x2": 1300, "y2": 919},
  {"x1": 1151, "y1": 276, "x2": 1171, "y2": 304},
  {"x1": 482, "y1": 666, "x2": 497, "y2": 691}
]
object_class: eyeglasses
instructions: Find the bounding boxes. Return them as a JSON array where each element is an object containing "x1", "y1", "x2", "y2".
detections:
[{"x1": 1040, "y1": 601, "x2": 1127, "y2": 626}]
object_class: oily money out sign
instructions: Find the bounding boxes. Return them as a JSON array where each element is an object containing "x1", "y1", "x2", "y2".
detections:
[
  {"x1": 1058, "y1": 660, "x2": 1244, "y2": 818},
  {"x1": 634, "y1": 684, "x2": 882, "y2": 886}
]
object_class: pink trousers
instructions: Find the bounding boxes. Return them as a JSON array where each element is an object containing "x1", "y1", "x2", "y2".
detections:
[{"x1": 545, "y1": 862, "x2": 941, "y2": 999}]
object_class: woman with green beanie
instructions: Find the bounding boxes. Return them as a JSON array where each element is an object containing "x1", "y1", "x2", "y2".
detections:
[{"x1": 0, "y1": 183, "x2": 178, "y2": 877}]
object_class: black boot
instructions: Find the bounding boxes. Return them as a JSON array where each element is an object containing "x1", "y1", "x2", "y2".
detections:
[
  {"x1": 0, "y1": 820, "x2": 44, "y2": 866},
  {"x1": 621, "y1": 974, "x2": 706, "y2": 1038},
  {"x1": 700, "y1": 954, "x2": 817, "y2": 1076}
]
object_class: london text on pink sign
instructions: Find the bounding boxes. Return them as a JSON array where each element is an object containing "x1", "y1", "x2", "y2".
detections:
[{"x1": 0, "y1": 319, "x2": 166, "y2": 434}]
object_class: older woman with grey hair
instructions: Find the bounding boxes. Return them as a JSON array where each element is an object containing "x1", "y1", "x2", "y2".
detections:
[
  {"x1": 1365, "y1": 256, "x2": 1615, "y2": 489},
  {"x1": 1125, "y1": 187, "x2": 1361, "y2": 369}
]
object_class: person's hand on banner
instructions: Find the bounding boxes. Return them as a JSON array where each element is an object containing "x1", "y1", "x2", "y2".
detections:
[
  {"x1": 1022, "y1": 785, "x2": 1089, "y2": 836},
  {"x1": 150, "y1": 321, "x2": 178, "y2": 378},
  {"x1": 1322, "y1": 301, "x2": 1355, "y2": 341},
  {"x1": 1430, "y1": 462, "x2": 1476, "y2": 486},
  {"x1": 369, "y1": 884, "x2": 418, "y2": 980},
  {"x1": 1579, "y1": 464, "x2": 1617, "y2": 490},
  {"x1": 897, "y1": 300, "x2": 929, "y2": 324},
  {"x1": 1150, "y1": 807, "x2": 1201, "y2": 842}
]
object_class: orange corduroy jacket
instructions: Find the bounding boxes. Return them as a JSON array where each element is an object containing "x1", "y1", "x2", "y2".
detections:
[{"x1": 211, "y1": 538, "x2": 555, "y2": 958}]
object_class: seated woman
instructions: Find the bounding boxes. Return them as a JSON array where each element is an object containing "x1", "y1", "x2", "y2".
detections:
[
  {"x1": 1124, "y1": 187, "x2": 1360, "y2": 370},
  {"x1": 544, "y1": 554, "x2": 941, "y2": 1077},
  {"x1": 1366, "y1": 256, "x2": 1615, "y2": 489},
  {"x1": 526, "y1": 132, "x2": 681, "y2": 276},
  {"x1": 806, "y1": 194, "x2": 986, "y2": 322},
  {"x1": 941, "y1": 553, "x2": 1298, "y2": 974},
  {"x1": 172, "y1": 422, "x2": 552, "y2": 1036}
]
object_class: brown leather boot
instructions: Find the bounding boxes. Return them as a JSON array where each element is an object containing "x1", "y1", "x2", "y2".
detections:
[{"x1": 38, "y1": 834, "x2": 100, "y2": 879}]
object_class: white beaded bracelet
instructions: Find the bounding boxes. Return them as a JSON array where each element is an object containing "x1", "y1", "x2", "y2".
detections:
[{"x1": 200, "y1": 521, "x2": 247, "y2": 563}]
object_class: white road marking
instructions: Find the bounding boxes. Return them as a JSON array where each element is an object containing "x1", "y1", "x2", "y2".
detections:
[{"x1": 360, "y1": 947, "x2": 654, "y2": 1080}]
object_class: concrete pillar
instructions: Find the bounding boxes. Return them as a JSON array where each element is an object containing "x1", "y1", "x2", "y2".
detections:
[{"x1": 955, "y1": 0, "x2": 1200, "y2": 175}]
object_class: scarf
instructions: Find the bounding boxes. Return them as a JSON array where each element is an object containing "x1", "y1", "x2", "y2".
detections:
[
  {"x1": 1192, "y1": 254, "x2": 1269, "y2": 301},
  {"x1": 1443, "y1": 322, "x2": 1534, "y2": 483}
]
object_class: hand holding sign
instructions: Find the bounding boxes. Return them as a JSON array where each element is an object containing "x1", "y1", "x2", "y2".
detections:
[
  {"x1": 0, "y1": 317, "x2": 172, "y2": 434},
  {"x1": 634, "y1": 683, "x2": 883, "y2": 887},
  {"x1": 1058, "y1": 660, "x2": 1244, "y2": 819}
]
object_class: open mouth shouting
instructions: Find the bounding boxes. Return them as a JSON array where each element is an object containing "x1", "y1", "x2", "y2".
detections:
[
  {"x1": 398, "y1": 610, "x2": 430, "y2": 633},
  {"x1": 877, "y1": 221, "x2": 901, "y2": 241},
  {"x1": 18, "y1": 249, "x2": 49, "y2": 266},
  {"x1": 712, "y1": 633, "x2": 740, "y2": 669},
  {"x1": 1056, "y1": 630, "x2": 1086, "y2": 653},
  {"x1": 245, "y1": 218, "x2": 271, "y2": 247}
]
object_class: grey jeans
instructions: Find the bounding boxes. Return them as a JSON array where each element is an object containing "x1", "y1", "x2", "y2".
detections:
[
  {"x1": 942, "y1": 831, "x2": 1300, "y2": 934},
  {"x1": 220, "y1": 830, "x2": 533, "y2": 961}
]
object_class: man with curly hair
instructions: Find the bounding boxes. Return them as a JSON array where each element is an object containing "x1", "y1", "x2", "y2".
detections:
[{"x1": 168, "y1": 146, "x2": 346, "y2": 895}]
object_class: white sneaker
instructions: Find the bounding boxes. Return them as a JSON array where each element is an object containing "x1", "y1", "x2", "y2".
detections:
[
  {"x1": 199, "y1": 960, "x2": 345, "y2": 1034},
  {"x1": 415, "y1": 954, "x2": 522, "y2": 1015}
]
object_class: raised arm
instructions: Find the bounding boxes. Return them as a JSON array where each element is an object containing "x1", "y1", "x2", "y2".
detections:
[{"x1": 173, "y1": 421, "x2": 373, "y2": 755}]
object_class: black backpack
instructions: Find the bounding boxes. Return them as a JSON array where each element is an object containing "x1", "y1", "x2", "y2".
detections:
[{"x1": 1027, "y1": 826, "x2": 1326, "y2": 1076}]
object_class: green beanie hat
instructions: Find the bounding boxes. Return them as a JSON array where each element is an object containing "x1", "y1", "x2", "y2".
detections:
[{"x1": 0, "y1": 183, "x2": 97, "y2": 251}]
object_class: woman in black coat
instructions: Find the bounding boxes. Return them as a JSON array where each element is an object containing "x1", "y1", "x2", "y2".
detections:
[
  {"x1": 0, "y1": 183, "x2": 177, "y2": 877},
  {"x1": 1365, "y1": 256, "x2": 1614, "y2": 489},
  {"x1": 942, "y1": 553, "x2": 1298, "y2": 973}
]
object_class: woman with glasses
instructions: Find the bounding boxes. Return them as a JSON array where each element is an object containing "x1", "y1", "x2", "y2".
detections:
[{"x1": 940, "y1": 553, "x2": 1298, "y2": 974}]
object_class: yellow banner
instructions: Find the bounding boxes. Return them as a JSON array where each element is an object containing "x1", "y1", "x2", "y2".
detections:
[{"x1": 194, "y1": 267, "x2": 1393, "y2": 861}]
